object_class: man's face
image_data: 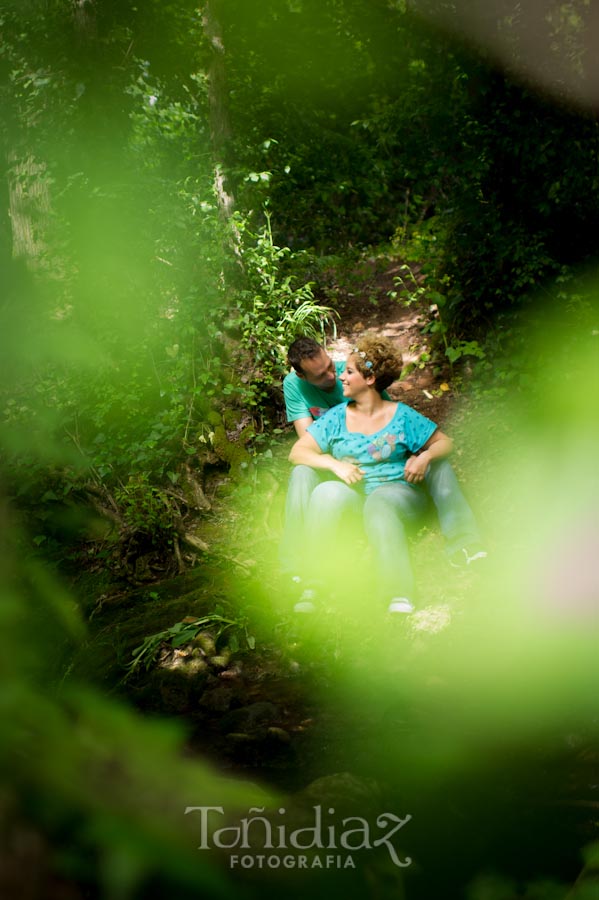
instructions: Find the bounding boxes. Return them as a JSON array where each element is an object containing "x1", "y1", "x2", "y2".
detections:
[{"x1": 297, "y1": 349, "x2": 337, "y2": 391}]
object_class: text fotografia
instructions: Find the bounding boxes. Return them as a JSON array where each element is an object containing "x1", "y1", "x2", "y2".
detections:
[{"x1": 185, "y1": 805, "x2": 412, "y2": 869}]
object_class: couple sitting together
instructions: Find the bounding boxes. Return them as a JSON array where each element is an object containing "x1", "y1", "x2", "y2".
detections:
[{"x1": 280, "y1": 335, "x2": 486, "y2": 614}]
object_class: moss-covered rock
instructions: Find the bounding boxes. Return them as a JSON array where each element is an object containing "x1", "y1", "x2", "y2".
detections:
[{"x1": 204, "y1": 411, "x2": 252, "y2": 471}]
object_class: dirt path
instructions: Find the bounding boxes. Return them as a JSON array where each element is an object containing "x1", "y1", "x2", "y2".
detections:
[{"x1": 325, "y1": 256, "x2": 451, "y2": 425}]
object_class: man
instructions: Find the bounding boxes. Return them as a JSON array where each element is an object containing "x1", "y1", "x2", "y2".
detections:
[
  {"x1": 283, "y1": 336, "x2": 348, "y2": 437},
  {"x1": 280, "y1": 336, "x2": 485, "y2": 603}
]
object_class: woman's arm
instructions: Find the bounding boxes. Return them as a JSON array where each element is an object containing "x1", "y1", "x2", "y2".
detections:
[
  {"x1": 289, "y1": 432, "x2": 365, "y2": 486},
  {"x1": 403, "y1": 429, "x2": 453, "y2": 484}
]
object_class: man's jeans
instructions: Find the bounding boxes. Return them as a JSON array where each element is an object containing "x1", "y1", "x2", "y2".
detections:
[{"x1": 279, "y1": 460, "x2": 481, "y2": 601}]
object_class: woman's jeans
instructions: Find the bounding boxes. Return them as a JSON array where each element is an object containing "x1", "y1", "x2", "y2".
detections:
[{"x1": 279, "y1": 460, "x2": 481, "y2": 601}]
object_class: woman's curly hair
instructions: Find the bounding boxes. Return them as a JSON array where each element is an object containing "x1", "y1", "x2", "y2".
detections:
[{"x1": 351, "y1": 335, "x2": 403, "y2": 393}]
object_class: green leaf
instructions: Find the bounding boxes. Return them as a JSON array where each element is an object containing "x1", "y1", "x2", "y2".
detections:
[
  {"x1": 171, "y1": 633, "x2": 193, "y2": 648},
  {"x1": 446, "y1": 346, "x2": 462, "y2": 364}
]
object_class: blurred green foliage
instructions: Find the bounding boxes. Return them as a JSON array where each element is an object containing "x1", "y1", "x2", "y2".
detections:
[{"x1": 0, "y1": 1, "x2": 598, "y2": 898}]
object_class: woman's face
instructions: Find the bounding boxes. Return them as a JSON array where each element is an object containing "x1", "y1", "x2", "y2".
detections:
[{"x1": 341, "y1": 354, "x2": 372, "y2": 397}]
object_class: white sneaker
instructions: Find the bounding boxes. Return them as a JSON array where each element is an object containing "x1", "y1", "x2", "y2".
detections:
[
  {"x1": 294, "y1": 601, "x2": 315, "y2": 613},
  {"x1": 294, "y1": 589, "x2": 316, "y2": 614},
  {"x1": 466, "y1": 550, "x2": 487, "y2": 564},
  {"x1": 387, "y1": 598, "x2": 415, "y2": 614},
  {"x1": 449, "y1": 547, "x2": 488, "y2": 568}
]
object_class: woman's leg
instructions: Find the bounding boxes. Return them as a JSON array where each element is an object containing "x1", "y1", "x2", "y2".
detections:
[
  {"x1": 425, "y1": 459, "x2": 482, "y2": 556},
  {"x1": 363, "y1": 483, "x2": 428, "y2": 604}
]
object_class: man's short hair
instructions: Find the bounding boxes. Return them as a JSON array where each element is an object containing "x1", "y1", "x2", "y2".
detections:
[{"x1": 287, "y1": 336, "x2": 323, "y2": 375}]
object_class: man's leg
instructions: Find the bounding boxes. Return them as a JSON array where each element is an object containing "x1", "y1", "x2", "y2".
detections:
[
  {"x1": 305, "y1": 480, "x2": 363, "y2": 580},
  {"x1": 288, "y1": 480, "x2": 362, "y2": 612},
  {"x1": 425, "y1": 459, "x2": 484, "y2": 559},
  {"x1": 363, "y1": 483, "x2": 428, "y2": 607},
  {"x1": 279, "y1": 464, "x2": 322, "y2": 576}
]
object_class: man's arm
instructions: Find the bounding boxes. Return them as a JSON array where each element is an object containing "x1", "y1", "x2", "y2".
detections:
[
  {"x1": 283, "y1": 373, "x2": 315, "y2": 436},
  {"x1": 292, "y1": 416, "x2": 314, "y2": 438}
]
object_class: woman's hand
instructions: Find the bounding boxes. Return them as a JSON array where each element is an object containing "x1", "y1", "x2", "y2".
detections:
[
  {"x1": 289, "y1": 433, "x2": 363, "y2": 484},
  {"x1": 404, "y1": 429, "x2": 454, "y2": 484},
  {"x1": 404, "y1": 452, "x2": 430, "y2": 484},
  {"x1": 331, "y1": 459, "x2": 364, "y2": 486}
]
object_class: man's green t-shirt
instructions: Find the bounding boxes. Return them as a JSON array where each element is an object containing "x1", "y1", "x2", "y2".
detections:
[{"x1": 283, "y1": 361, "x2": 347, "y2": 423}]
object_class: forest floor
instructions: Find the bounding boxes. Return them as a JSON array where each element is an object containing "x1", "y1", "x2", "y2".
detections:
[
  {"x1": 76, "y1": 252, "x2": 489, "y2": 786},
  {"x1": 181, "y1": 256, "x2": 487, "y2": 779}
]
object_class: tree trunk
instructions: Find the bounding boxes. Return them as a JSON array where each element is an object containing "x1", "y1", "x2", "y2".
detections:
[
  {"x1": 7, "y1": 152, "x2": 50, "y2": 264},
  {"x1": 5, "y1": 0, "x2": 98, "y2": 269},
  {"x1": 73, "y1": 0, "x2": 97, "y2": 40},
  {"x1": 201, "y1": 0, "x2": 240, "y2": 252}
]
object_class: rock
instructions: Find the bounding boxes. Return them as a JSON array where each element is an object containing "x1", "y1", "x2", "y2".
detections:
[
  {"x1": 209, "y1": 651, "x2": 230, "y2": 669},
  {"x1": 294, "y1": 772, "x2": 383, "y2": 818},
  {"x1": 192, "y1": 631, "x2": 216, "y2": 656},
  {"x1": 199, "y1": 687, "x2": 234, "y2": 712},
  {"x1": 158, "y1": 653, "x2": 208, "y2": 680},
  {"x1": 219, "y1": 701, "x2": 279, "y2": 734},
  {"x1": 158, "y1": 679, "x2": 192, "y2": 713},
  {"x1": 225, "y1": 732, "x2": 256, "y2": 744},
  {"x1": 184, "y1": 658, "x2": 209, "y2": 677},
  {"x1": 153, "y1": 652, "x2": 210, "y2": 713},
  {"x1": 219, "y1": 665, "x2": 242, "y2": 680}
]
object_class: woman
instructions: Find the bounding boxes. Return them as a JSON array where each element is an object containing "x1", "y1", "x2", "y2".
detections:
[{"x1": 289, "y1": 336, "x2": 482, "y2": 613}]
